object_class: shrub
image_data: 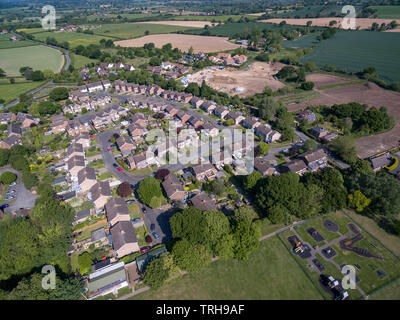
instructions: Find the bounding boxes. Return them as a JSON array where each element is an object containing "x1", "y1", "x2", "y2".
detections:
[{"x1": 0, "y1": 171, "x2": 17, "y2": 185}]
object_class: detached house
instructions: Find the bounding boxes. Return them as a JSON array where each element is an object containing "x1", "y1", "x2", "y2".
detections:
[
  {"x1": 0, "y1": 135, "x2": 22, "y2": 149},
  {"x1": 67, "y1": 155, "x2": 86, "y2": 177},
  {"x1": 162, "y1": 174, "x2": 186, "y2": 202},
  {"x1": 116, "y1": 136, "x2": 135, "y2": 156},
  {"x1": 296, "y1": 110, "x2": 317, "y2": 123},
  {"x1": 105, "y1": 197, "x2": 130, "y2": 226},
  {"x1": 309, "y1": 126, "x2": 328, "y2": 139},
  {"x1": 191, "y1": 163, "x2": 217, "y2": 182},
  {"x1": 88, "y1": 181, "x2": 112, "y2": 210},
  {"x1": 300, "y1": 148, "x2": 328, "y2": 171},
  {"x1": 281, "y1": 159, "x2": 308, "y2": 176},
  {"x1": 77, "y1": 167, "x2": 97, "y2": 193},
  {"x1": 110, "y1": 221, "x2": 140, "y2": 258},
  {"x1": 190, "y1": 192, "x2": 217, "y2": 211},
  {"x1": 0, "y1": 113, "x2": 16, "y2": 124},
  {"x1": 74, "y1": 133, "x2": 90, "y2": 149},
  {"x1": 67, "y1": 143, "x2": 85, "y2": 160},
  {"x1": 127, "y1": 124, "x2": 145, "y2": 140},
  {"x1": 50, "y1": 114, "x2": 69, "y2": 134},
  {"x1": 7, "y1": 123, "x2": 22, "y2": 137},
  {"x1": 254, "y1": 157, "x2": 276, "y2": 176},
  {"x1": 16, "y1": 112, "x2": 36, "y2": 128},
  {"x1": 254, "y1": 125, "x2": 281, "y2": 143}
]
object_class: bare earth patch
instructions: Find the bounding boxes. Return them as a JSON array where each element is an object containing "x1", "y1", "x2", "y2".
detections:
[
  {"x1": 137, "y1": 21, "x2": 214, "y2": 28},
  {"x1": 114, "y1": 34, "x2": 240, "y2": 53},
  {"x1": 261, "y1": 18, "x2": 400, "y2": 30},
  {"x1": 285, "y1": 80, "x2": 400, "y2": 158},
  {"x1": 306, "y1": 73, "x2": 353, "y2": 88},
  {"x1": 187, "y1": 62, "x2": 286, "y2": 97}
]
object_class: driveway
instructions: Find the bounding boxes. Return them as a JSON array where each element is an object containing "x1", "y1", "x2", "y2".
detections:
[{"x1": 0, "y1": 167, "x2": 38, "y2": 214}]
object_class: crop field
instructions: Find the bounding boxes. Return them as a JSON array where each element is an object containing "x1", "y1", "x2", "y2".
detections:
[
  {"x1": 0, "y1": 81, "x2": 46, "y2": 104},
  {"x1": 131, "y1": 236, "x2": 324, "y2": 300},
  {"x1": 139, "y1": 20, "x2": 213, "y2": 28},
  {"x1": 0, "y1": 34, "x2": 35, "y2": 49},
  {"x1": 369, "y1": 6, "x2": 400, "y2": 19},
  {"x1": 115, "y1": 34, "x2": 240, "y2": 53},
  {"x1": 0, "y1": 45, "x2": 64, "y2": 77},
  {"x1": 31, "y1": 31, "x2": 115, "y2": 48},
  {"x1": 273, "y1": 4, "x2": 363, "y2": 18},
  {"x1": 168, "y1": 14, "x2": 258, "y2": 22},
  {"x1": 86, "y1": 12, "x2": 157, "y2": 21},
  {"x1": 70, "y1": 53, "x2": 98, "y2": 69},
  {"x1": 282, "y1": 33, "x2": 320, "y2": 48},
  {"x1": 93, "y1": 23, "x2": 194, "y2": 39},
  {"x1": 300, "y1": 31, "x2": 400, "y2": 83}
]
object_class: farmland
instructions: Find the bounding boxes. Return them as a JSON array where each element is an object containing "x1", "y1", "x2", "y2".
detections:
[
  {"x1": 70, "y1": 52, "x2": 98, "y2": 69},
  {"x1": 0, "y1": 45, "x2": 64, "y2": 77},
  {"x1": 131, "y1": 236, "x2": 324, "y2": 300},
  {"x1": 299, "y1": 31, "x2": 400, "y2": 83},
  {"x1": 0, "y1": 34, "x2": 36, "y2": 49},
  {"x1": 168, "y1": 14, "x2": 258, "y2": 22},
  {"x1": 31, "y1": 31, "x2": 115, "y2": 48},
  {"x1": 369, "y1": 6, "x2": 400, "y2": 19},
  {"x1": 92, "y1": 23, "x2": 194, "y2": 39},
  {"x1": 282, "y1": 33, "x2": 320, "y2": 49},
  {"x1": 115, "y1": 34, "x2": 240, "y2": 53},
  {"x1": 138, "y1": 20, "x2": 213, "y2": 28},
  {"x1": 0, "y1": 81, "x2": 47, "y2": 104}
]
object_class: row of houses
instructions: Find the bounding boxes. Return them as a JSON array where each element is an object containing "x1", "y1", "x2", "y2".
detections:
[
  {"x1": 76, "y1": 80, "x2": 111, "y2": 94},
  {"x1": 63, "y1": 95, "x2": 112, "y2": 114}
]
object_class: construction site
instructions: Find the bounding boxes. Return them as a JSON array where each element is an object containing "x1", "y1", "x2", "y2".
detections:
[{"x1": 186, "y1": 61, "x2": 286, "y2": 97}]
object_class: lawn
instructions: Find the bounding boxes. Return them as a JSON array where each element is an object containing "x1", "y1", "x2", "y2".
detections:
[
  {"x1": 32, "y1": 31, "x2": 115, "y2": 48},
  {"x1": 98, "y1": 172, "x2": 114, "y2": 181},
  {"x1": 300, "y1": 31, "x2": 400, "y2": 83},
  {"x1": 75, "y1": 222, "x2": 108, "y2": 242},
  {"x1": 131, "y1": 236, "x2": 324, "y2": 300},
  {"x1": 0, "y1": 35, "x2": 36, "y2": 49},
  {"x1": 87, "y1": 159, "x2": 104, "y2": 170},
  {"x1": 93, "y1": 23, "x2": 194, "y2": 39},
  {"x1": 0, "y1": 45, "x2": 63, "y2": 77},
  {"x1": 0, "y1": 81, "x2": 47, "y2": 104},
  {"x1": 70, "y1": 52, "x2": 98, "y2": 69}
]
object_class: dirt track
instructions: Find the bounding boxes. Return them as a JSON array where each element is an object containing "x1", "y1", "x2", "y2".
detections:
[
  {"x1": 114, "y1": 34, "x2": 240, "y2": 53},
  {"x1": 285, "y1": 76, "x2": 400, "y2": 158},
  {"x1": 261, "y1": 18, "x2": 400, "y2": 30}
]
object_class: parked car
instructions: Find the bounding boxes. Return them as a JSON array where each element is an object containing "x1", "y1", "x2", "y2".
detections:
[
  {"x1": 150, "y1": 223, "x2": 155, "y2": 231},
  {"x1": 152, "y1": 232, "x2": 160, "y2": 240},
  {"x1": 142, "y1": 207, "x2": 147, "y2": 214},
  {"x1": 126, "y1": 199, "x2": 136, "y2": 204},
  {"x1": 5, "y1": 196, "x2": 14, "y2": 201},
  {"x1": 117, "y1": 167, "x2": 123, "y2": 172},
  {"x1": 140, "y1": 246, "x2": 151, "y2": 254},
  {"x1": 9, "y1": 182, "x2": 16, "y2": 186},
  {"x1": 132, "y1": 218, "x2": 141, "y2": 223},
  {"x1": 112, "y1": 163, "x2": 118, "y2": 168}
]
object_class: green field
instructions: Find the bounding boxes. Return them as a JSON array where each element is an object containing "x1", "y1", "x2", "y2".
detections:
[
  {"x1": 168, "y1": 14, "x2": 258, "y2": 22},
  {"x1": 0, "y1": 34, "x2": 36, "y2": 49},
  {"x1": 0, "y1": 45, "x2": 64, "y2": 77},
  {"x1": 131, "y1": 236, "x2": 324, "y2": 300},
  {"x1": 0, "y1": 81, "x2": 46, "y2": 104},
  {"x1": 93, "y1": 23, "x2": 195, "y2": 39},
  {"x1": 86, "y1": 12, "x2": 157, "y2": 21},
  {"x1": 31, "y1": 31, "x2": 115, "y2": 48},
  {"x1": 369, "y1": 6, "x2": 400, "y2": 19},
  {"x1": 282, "y1": 33, "x2": 320, "y2": 49},
  {"x1": 300, "y1": 31, "x2": 400, "y2": 83},
  {"x1": 70, "y1": 52, "x2": 98, "y2": 69}
]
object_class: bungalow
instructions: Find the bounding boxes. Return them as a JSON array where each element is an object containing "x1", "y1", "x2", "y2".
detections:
[
  {"x1": 77, "y1": 167, "x2": 97, "y2": 193},
  {"x1": 87, "y1": 262, "x2": 128, "y2": 299},
  {"x1": 67, "y1": 155, "x2": 86, "y2": 177},
  {"x1": 241, "y1": 117, "x2": 261, "y2": 130},
  {"x1": 116, "y1": 136, "x2": 135, "y2": 156},
  {"x1": 300, "y1": 148, "x2": 328, "y2": 171},
  {"x1": 309, "y1": 126, "x2": 328, "y2": 139},
  {"x1": 200, "y1": 101, "x2": 216, "y2": 113},
  {"x1": 254, "y1": 157, "x2": 276, "y2": 176},
  {"x1": 88, "y1": 181, "x2": 112, "y2": 210},
  {"x1": 110, "y1": 221, "x2": 140, "y2": 258},
  {"x1": 213, "y1": 106, "x2": 229, "y2": 119},
  {"x1": 162, "y1": 174, "x2": 186, "y2": 201},
  {"x1": 0, "y1": 135, "x2": 22, "y2": 149},
  {"x1": 105, "y1": 197, "x2": 130, "y2": 226},
  {"x1": 190, "y1": 97, "x2": 204, "y2": 109},
  {"x1": 74, "y1": 209, "x2": 91, "y2": 225},
  {"x1": 190, "y1": 192, "x2": 217, "y2": 211},
  {"x1": 225, "y1": 111, "x2": 245, "y2": 125},
  {"x1": 191, "y1": 163, "x2": 217, "y2": 182},
  {"x1": 281, "y1": 159, "x2": 308, "y2": 176},
  {"x1": 369, "y1": 154, "x2": 390, "y2": 172}
]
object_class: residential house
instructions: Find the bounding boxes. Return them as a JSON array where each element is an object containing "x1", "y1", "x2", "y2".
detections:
[
  {"x1": 129, "y1": 151, "x2": 154, "y2": 169},
  {"x1": 176, "y1": 110, "x2": 191, "y2": 125},
  {"x1": 7, "y1": 123, "x2": 22, "y2": 137},
  {"x1": 213, "y1": 106, "x2": 229, "y2": 119},
  {"x1": 225, "y1": 111, "x2": 244, "y2": 125},
  {"x1": 199, "y1": 122, "x2": 219, "y2": 137},
  {"x1": 67, "y1": 143, "x2": 85, "y2": 160},
  {"x1": 74, "y1": 209, "x2": 91, "y2": 225},
  {"x1": 165, "y1": 105, "x2": 179, "y2": 117},
  {"x1": 300, "y1": 148, "x2": 328, "y2": 171},
  {"x1": 88, "y1": 181, "x2": 112, "y2": 210},
  {"x1": 254, "y1": 157, "x2": 276, "y2": 176},
  {"x1": 162, "y1": 174, "x2": 186, "y2": 201},
  {"x1": 296, "y1": 110, "x2": 317, "y2": 123},
  {"x1": 309, "y1": 126, "x2": 328, "y2": 139},
  {"x1": 190, "y1": 96, "x2": 204, "y2": 109},
  {"x1": 188, "y1": 116, "x2": 203, "y2": 130},
  {"x1": 69, "y1": 90, "x2": 90, "y2": 102},
  {"x1": 191, "y1": 163, "x2": 217, "y2": 182},
  {"x1": 74, "y1": 133, "x2": 90, "y2": 149},
  {"x1": 50, "y1": 114, "x2": 69, "y2": 134},
  {"x1": 105, "y1": 197, "x2": 130, "y2": 226},
  {"x1": 370, "y1": 154, "x2": 390, "y2": 172},
  {"x1": 77, "y1": 85, "x2": 88, "y2": 93},
  {"x1": 281, "y1": 159, "x2": 308, "y2": 176},
  {"x1": 321, "y1": 132, "x2": 339, "y2": 143},
  {"x1": 210, "y1": 151, "x2": 233, "y2": 169},
  {"x1": 190, "y1": 192, "x2": 217, "y2": 211},
  {"x1": 241, "y1": 117, "x2": 261, "y2": 130},
  {"x1": 77, "y1": 167, "x2": 97, "y2": 193},
  {"x1": 16, "y1": 112, "x2": 36, "y2": 128},
  {"x1": 110, "y1": 221, "x2": 140, "y2": 258},
  {"x1": 0, "y1": 113, "x2": 16, "y2": 124},
  {"x1": 254, "y1": 125, "x2": 281, "y2": 143},
  {"x1": 102, "y1": 80, "x2": 111, "y2": 90},
  {"x1": 0, "y1": 135, "x2": 22, "y2": 149},
  {"x1": 130, "y1": 113, "x2": 147, "y2": 128},
  {"x1": 127, "y1": 124, "x2": 145, "y2": 140},
  {"x1": 87, "y1": 262, "x2": 128, "y2": 299},
  {"x1": 116, "y1": 136, "x2": 135, "y2": 157},
  {"x1": 67, "y1": 155, "x2": 86, "y2": 177},
  {"x1": 200, "y1": 101, "x2": 216, "y2": 113},
  {"x1": 87, "y1": 81, "x2": 104, "y2": 93}
]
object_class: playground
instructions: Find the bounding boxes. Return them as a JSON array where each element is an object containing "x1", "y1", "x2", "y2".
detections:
[{"x1": 278, "y1": 211, "x2": 400, "y2": 299}]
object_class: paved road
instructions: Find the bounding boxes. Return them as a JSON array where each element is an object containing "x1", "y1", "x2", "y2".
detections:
[{"x1": 0, "y1": 167, "x2": 38, "y2": 214}]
